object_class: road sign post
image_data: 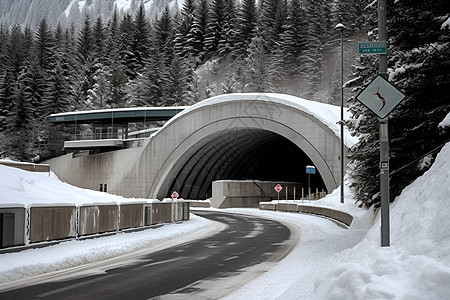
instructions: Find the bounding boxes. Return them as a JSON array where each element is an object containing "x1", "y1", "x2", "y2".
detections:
[
  {"x1": 357, "y1": 74, "x2": 406, "y2": 247},
  {"x1": 306, "y1": 166, "x2": 316, "y2": 200},
  {"x1": 378, "y1": 0, "x2": 391, "y2": 248},
  {"x1": 355, "y1": 0, "x2": 406, "y2": 247}
]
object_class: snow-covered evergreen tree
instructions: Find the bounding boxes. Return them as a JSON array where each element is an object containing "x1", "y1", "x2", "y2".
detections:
[
  {"x1": 203, "y1": 0, "x2": 227, "y2": 58},
  {"x1": 233, "y1": 0, "x2": 258, "y2": 58},
  {"x1": 387, "y1": 0, "x2": 450, "y2": 199},
  {"x1": 187, "y1": 0, "x2": 208, "y2": 62},
  {"x1": 347, "y1": 0, "x2": 450, "y2": 207}
]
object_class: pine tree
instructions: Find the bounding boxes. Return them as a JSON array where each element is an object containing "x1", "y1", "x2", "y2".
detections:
[
  {"x1": 174, "y1": 0, "x2": 196, "y2": 58},
  {"x1": 0, "y1": 24, "x2": 26, "y2": 135},
  {"x1": 278, "y1": 0, "x2": 307, "y2": 75},
  {"x1": 303, "y1": 0, "x2": 333, "y2": 97},
  {"x1": 259, "y1": 0, "x2": 286, "y2": 52},
  {"x1": 187, "y1": 0, "x2": 209, "y2": 62},
  {"x1": 92, "y1": 15, "x2": 107, "y2": 65},
  {"x1": 154, "y1": 6, "x2": 175, "y2": 66},
  {"x1": 76, "y1": 15, "x2": 95, "y2": 106},
  {"x1": 34, "y1": 18, "x2": 55, "y2": 71},
  {"x1": 203, "y1": 0, "x2": 227, "y2": 58},
  {"x1": 5, "y1": 63, "x2": 37, "y2": 161},
  {"x1": 387, "y1": 0, "x2": 450, "y2": 200},
  {"x1": 119, "y1": 13, "x2": 138, "y2": 79},
  {"x1": 109, "y1": 67, "x2": 128, "y2": 107},
  {"x1": 347, "y1": 0, "x2": 450, "y2": 207},
  {"x1": 131, "y1": 3, "x2": 152, "y2": 71},
  {"x1": 233, "y1": 0, "x2": 258, "y2": 58},
  {"x1": 334, "y1": 0, "x2": 365, "y2": 34},
  {"x1": 242, "y1": 34, "x2": 273, "y2": 92},
  {"x1": 217, "y1": 0, "x2": 237, "y2": 56}
]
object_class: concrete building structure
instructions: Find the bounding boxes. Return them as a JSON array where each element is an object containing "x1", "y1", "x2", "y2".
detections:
[{"x1": 47, "y1": 93, "x2": 353, "y2": 202}]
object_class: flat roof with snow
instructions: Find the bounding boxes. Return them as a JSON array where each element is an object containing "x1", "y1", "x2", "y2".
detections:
[{"x1": 48, "y1": 107, "x2": 188, "y2": 124}]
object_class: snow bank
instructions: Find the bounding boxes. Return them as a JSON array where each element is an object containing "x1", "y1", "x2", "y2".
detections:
[
  {"x1": 0, "y1": 164, "x2": 153, "y2": 207},
  {"x1": 314, "y1": 142, "x2": 450, "y2": 299},
  {"x1": 439, "y1": 111, "x2": 450, "y2": 128}
]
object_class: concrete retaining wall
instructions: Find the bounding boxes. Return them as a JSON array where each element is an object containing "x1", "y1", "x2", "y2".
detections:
[
  {"x1": 259, "y1": 202, "x2": 353, "y2": 226},
  {"x1": 210, "y1": 180, "x2": 302, "y2": 208}
]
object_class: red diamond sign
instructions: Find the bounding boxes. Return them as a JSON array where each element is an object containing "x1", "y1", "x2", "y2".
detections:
[
  {"x1": 171, "y1": 191, "x2": 179, "y2": 199},
  {"x1": 274, "y1": 184, "x2": 283, "y2": 193}
]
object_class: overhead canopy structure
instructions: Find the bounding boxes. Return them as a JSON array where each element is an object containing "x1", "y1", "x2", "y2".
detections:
[
  {"x1": 47, "y1": 107, "x2": 188, "y2": 124},
  {"x1": 48, "y1": 107, "x2": 187, "y2": 151}
]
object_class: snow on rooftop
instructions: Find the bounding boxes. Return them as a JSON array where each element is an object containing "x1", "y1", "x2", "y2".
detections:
[
  {"x1": 159, "y1": 93, "x2": 358, "y2": 148},
  {"x1": 48, "y1": 106, "x2": 188, "y2": 118}
]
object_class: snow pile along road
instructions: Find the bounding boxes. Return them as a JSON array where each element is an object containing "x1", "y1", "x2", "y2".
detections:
[{"x1": 313, "y1": 142, "x2": 450, "y2": 300}]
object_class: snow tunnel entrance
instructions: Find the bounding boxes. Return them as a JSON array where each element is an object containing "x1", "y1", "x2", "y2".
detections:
[{"x1": 168, "y1": 128, "x2": 326, "y2": 200}]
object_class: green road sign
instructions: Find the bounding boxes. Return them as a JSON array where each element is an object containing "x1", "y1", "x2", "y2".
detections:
[
  {"x1": 358, "y1": 41, "x2": 387, "y2": 54},
  {"x1": 356, "y1": 75, "x2": 407, "y2": 119}
]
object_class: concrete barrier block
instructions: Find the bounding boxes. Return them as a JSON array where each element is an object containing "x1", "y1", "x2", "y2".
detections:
[
  {"x1": 144, "y1": 205, "x2": 152, "y2": 226},
  {"x1": 188, "y1": 201, "x2": 210, "y2": 208},
  {"x1": 275, "y1": 203, "x2": 299, "y2": 212},
  {"x1": 298, "y1": 205, "x2": 353, "y2": 226},
  {"x1": 119, "y1": 204, "x2": 144, "y2": 230},
  {"x1": 259, "y1": 203, "x2": 276, "y2": 211},
  {"x1": 79, "y1": 205, "x2": 119, "y2": 235},
  {"x1": 29, "y1": 206, "x2": 76, "y2": 243},
  {"x1": 151, "y1": 203, "x2": 172, "y2": 224},
  {"x1": 0, "y1": 207, "x2": 25, "y2": 248},
  {"x1": 98, "y1": 205, "x2": 119, "y2": 232},
  {"x1": 79, "y1": 206, "x2": 98, "y2": 236}
]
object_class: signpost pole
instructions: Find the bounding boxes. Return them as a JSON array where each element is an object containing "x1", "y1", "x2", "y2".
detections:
[
  {"x1": 308, "y1": 173, "x2": 310, "y2": 200},
  {"x1": 378, "y1": 0, "x2": 390, "y2": 247}
]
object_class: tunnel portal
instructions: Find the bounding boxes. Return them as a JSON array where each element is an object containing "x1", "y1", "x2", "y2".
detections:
[{"x1": 168, "y1": 128, "x2": 326, "y2": 200}]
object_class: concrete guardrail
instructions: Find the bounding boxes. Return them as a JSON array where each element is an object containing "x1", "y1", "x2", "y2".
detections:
[{"x1": 260, "y1": 202, "x2": 353, "y2": 227}]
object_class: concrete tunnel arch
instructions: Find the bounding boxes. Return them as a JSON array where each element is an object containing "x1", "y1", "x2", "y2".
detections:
[{"x1": 144, "y1": 94, "x2": 347, "y2": 200}]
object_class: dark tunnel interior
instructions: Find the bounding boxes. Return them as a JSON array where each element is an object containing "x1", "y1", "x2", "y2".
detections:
[{"x1": 168, "y1": 128, "x2": 326, "y2": 200}]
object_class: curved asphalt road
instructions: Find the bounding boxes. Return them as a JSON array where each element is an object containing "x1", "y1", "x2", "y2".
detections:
[{"x1": 0, "y1": 210, "x2": 292, "y2": 300}]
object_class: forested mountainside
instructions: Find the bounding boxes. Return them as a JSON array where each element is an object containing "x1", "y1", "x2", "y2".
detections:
[
  {"x1": 0, "y1": 0, "x2": 177, "y2": 30},
  {"x1": 0, "y1": 0, "x2": 448, "y2": 208}
]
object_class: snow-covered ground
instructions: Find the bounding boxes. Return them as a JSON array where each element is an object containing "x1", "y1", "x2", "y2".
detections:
[{"x1": 1, "y1": 141, "x2": 450, "y2": 299}]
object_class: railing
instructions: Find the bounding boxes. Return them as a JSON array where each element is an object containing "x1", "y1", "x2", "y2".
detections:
[{"x1": 71, "y1": 132, "x2": 123, "y2": 141}]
